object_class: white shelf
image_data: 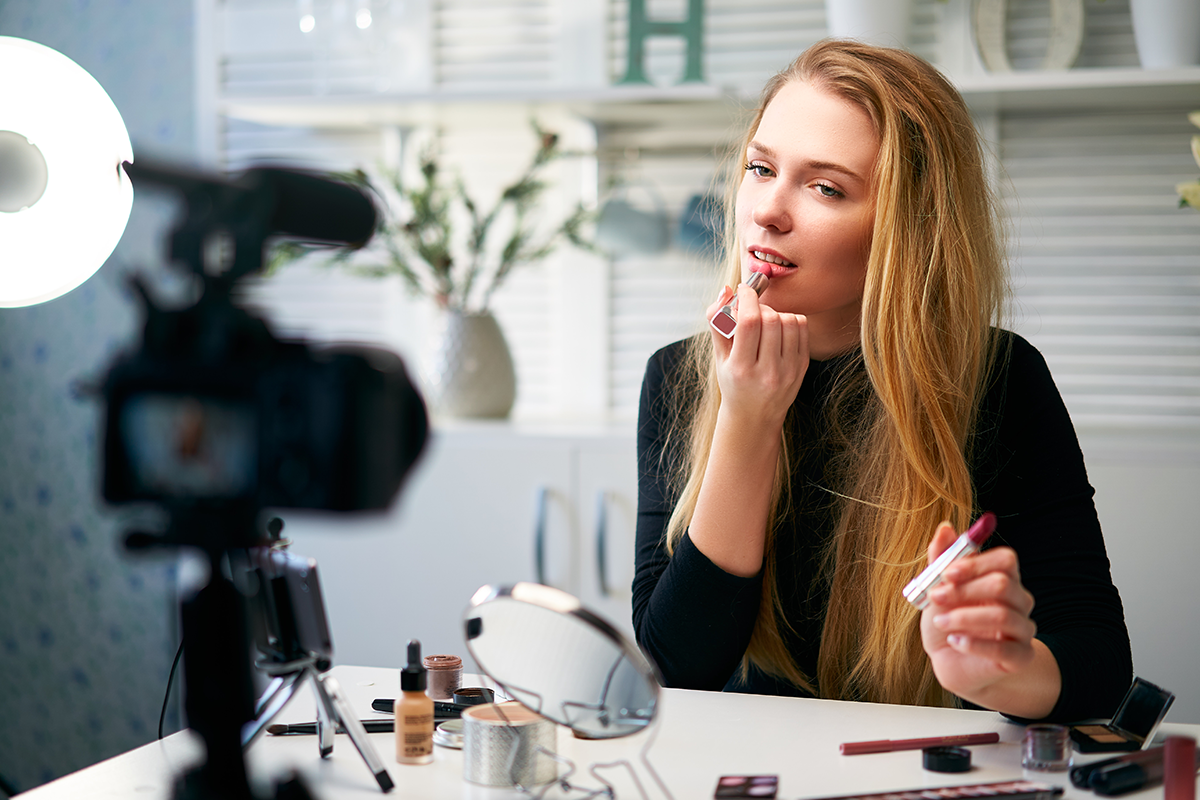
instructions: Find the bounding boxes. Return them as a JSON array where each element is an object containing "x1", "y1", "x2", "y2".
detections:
[
  {"x1": 219, "y1": 66, "x2": 1200, "y2": 130},
  {"x1": 220, "y1": 83, "x2": 741, "y2": 129},
  {"x1": 957, "y1": 65, "x2": 1200, "y2": 112}
]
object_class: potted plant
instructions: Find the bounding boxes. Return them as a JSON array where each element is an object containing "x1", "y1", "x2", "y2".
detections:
[{"x1": 272, "y1": 123, "x2": 590, "y2": 420}]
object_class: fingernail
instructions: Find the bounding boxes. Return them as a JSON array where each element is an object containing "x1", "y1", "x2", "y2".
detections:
[
  {"x1": 933, "y1": 614, "x2": 950, "y2": 629},
  {"x1": 947, "y1": 633, "x2": 968, "y2": 649},
  {"x1": 930, "y1": 587, "x2": 950, "y2": 603}
]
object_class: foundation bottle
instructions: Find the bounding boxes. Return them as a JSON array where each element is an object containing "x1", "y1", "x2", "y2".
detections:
[{"x1": 395, "y1": 639, "x2": 434, "y2": 765}]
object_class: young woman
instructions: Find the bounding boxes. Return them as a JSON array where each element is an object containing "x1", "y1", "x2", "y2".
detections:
[{"x1": 632, "y1": 40, "x2": 1131, "y2": 722}]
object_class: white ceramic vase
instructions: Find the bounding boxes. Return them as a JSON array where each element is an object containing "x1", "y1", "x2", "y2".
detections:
[
  {"x1": 1130, "y1": 0, "x2": 1200, "y2": 68},
  {"x1": 421, "y1": 309, "x2": 516, "y2": 419},
  {"x1": 824, "y1": 0, "x2": 915, "y2": 47}
]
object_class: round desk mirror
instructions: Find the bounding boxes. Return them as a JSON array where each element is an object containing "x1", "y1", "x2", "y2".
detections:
[{"x1": 464, "y1": 582, "x2": 661, "y2": 740}]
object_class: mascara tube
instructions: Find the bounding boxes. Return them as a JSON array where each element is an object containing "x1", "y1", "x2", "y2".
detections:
[
  {"x1": 710, "y1": 272, "x2": 769, "y2": 338},
  {"x1": 1071, "y1": 746, "x2": 1164, "y2": 788},
  {"x1": 1094, "y1": 742, "x2": 1200, "y2": 796}
]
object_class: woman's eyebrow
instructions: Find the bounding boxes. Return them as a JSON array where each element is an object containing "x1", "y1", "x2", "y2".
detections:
[{"x1": 747, "y1": 140, "x2": 866, "y2": 183}]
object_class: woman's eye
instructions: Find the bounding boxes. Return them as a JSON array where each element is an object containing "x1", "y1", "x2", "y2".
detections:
[
  {"x1": 815, "y1": 182, "x2": 843, "y2": 198},
  {"x1": 744, "y1": 162, "x2": 774, "y2": 178}
]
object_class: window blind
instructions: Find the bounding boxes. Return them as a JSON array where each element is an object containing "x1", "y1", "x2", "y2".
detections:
[
  {"x1": 434, "y1": 0, "x2": 556, "y2": 89},
  {"x1": 1001, "y1": 107, "x2": 1200, "y2": 430}
]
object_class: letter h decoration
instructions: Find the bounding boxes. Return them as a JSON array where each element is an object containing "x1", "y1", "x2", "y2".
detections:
[{"x1": 619, "y1": 0, "x2": 705, "y2": 85}]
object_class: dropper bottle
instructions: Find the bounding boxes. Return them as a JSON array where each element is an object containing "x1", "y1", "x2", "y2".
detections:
[{"x1": 396, "y1": 639, "x2": 434, "y2": 764}]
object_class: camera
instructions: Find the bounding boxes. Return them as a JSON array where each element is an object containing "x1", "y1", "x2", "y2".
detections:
[{"x1": 100, "y1": 160, "x2": 428, "y2": 547}]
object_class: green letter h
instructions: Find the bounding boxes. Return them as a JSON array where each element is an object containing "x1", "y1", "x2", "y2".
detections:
[{"x1": 619, "y1": 0, "x2": 705, "y2": 85}]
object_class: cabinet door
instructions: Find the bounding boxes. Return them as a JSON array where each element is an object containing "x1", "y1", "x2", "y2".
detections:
[
  {"x1": 575, "y1": 436, "x2": 638, "y2": 644},
  {"x1": 279, "y1": 430, "x2": 573, "y2": 673}
]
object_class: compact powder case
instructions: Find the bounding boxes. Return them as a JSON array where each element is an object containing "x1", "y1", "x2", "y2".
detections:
[{"x1": 1069, "y1": 677, "x2": 1175, "y2": 753}]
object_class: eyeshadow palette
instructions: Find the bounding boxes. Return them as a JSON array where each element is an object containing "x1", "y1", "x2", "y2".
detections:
[
  {"x1": 715, "y1": 775, "x2": 779, "y2": 798},
  {"x1": 1069, "y1": 676, "x2": 1175, "y2": 753}
]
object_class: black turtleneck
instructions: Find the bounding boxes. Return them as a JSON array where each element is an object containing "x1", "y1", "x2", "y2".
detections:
[{"x1": 632, "y1": 331, "x2": 1131, "y2": 723}]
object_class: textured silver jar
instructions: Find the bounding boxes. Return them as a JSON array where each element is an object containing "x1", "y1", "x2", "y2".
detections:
[{"x1": 462, "y1": 702, "x2": 556, "y2": 787}]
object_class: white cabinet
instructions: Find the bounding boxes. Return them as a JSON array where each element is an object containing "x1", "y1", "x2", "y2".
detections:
[
  {"x1": 571, "y1": 437, "x2": 640, "y2": 642},
  {"x1": 278, "y1": 424, "x2": 638, "y2": 674}
]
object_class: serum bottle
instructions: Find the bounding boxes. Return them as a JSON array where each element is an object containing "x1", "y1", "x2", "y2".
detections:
[{"x1": 396, "y1": 639, "x2": 434, "y2": 765}]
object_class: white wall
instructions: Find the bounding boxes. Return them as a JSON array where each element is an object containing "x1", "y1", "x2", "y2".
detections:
[{"x1": 1086, "y1": 438, "x2": 1200, "y2": 723}]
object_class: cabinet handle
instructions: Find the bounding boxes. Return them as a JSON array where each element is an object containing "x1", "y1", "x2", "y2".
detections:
[
  {"x1": 534, "y1": 485, "x2": 548, "y2": 585},
  {"x1": 595, "y1": 489, "x2": 611, "y2": 597}
]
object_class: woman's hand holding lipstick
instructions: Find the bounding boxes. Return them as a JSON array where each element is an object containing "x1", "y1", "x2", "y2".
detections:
[
  {"x1": 919, "y1": 521, "x2": 1061, "y2": 719},
  {"x1": 706, "y1": 280, "x2": 809, "y2": 432}
]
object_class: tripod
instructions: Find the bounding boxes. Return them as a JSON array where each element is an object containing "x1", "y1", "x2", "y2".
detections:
[
  {"x1": 152, "y1": 522, "x2": 395, "y2": 800},
  {"x1": 243, "y1": 654, "x2": 394, "y2": 792}
]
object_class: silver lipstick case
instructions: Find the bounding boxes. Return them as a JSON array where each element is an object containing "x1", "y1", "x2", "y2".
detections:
[
  {"x1": 710, "y1": 272, "x2": 769, "y2": 338},
  {"x1": 902, "y1": 535, "x2": 977, "y2": 610}
]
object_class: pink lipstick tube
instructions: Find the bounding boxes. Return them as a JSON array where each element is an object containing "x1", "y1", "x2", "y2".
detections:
[
  {"x1": 902, "y1": 512, "x2": 997, "y2": 610},
  {"x1": 710, "y1": 272, "x2": 769, "y2": 338}
]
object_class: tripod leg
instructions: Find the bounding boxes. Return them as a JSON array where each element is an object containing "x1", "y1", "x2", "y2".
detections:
[
  {"x1": 312, "y1": 672, "x2": 395, "y2": 793},
  {"x1": 243, "y1": 672, "x2": 306, "y2": 749},
  {"x1": 314, "y1": 679, "x2": 334, "y2": 758}
]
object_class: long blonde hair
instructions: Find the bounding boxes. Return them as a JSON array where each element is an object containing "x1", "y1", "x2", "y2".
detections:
[{"x1": 661, "y1": 40, "x2": 1008, "y2": 705}]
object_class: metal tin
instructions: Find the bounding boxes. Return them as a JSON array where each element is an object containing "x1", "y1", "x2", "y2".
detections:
[
  {"x1": 433, "y1": 719, "x2": 464, "y2": 750},
  {"x1": 462, "y1": 702, "x2": 556, "y2": 787},
  {"x1": 453, "y1": 686, "x2": 495, "y2": 706}
]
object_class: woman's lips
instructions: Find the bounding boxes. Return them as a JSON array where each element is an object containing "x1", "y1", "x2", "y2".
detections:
[{"x1": 749, "y1": 248, "x2": 795, "y2": 278}]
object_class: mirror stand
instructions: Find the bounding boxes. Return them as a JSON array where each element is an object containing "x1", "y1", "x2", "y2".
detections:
[{"x1": 583, "y1": 713, "x2": 674, "y2": 800}]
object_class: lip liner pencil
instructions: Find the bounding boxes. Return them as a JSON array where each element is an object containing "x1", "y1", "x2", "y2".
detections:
[{"x1": 841, "y1": 732, "x2": 1001, "y2": 755}]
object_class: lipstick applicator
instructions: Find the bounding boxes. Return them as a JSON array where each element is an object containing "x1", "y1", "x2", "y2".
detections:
[
  {"x1": 902, "y1": 512, "x2": 997, "y2": 610},
  {"x1": 710, "y1": 272, "x2": 769, "y2": 338}
]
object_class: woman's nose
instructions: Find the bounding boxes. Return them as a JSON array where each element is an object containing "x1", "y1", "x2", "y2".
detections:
[{"x1": 751, "y1": 184, "x2": 792, "y2": 232}]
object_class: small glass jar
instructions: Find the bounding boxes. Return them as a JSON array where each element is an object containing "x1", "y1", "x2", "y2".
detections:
[
  {"x1": 422, "y1": 653, "x2": 463, "y2": 701},
  {"x1": 1023, "y1": 724, "x2": 1071, "y2": 771}
]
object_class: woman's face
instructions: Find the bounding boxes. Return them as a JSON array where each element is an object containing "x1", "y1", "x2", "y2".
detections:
[{"x1": 736, "y1": 79, "x2": 880, "y2": 357}]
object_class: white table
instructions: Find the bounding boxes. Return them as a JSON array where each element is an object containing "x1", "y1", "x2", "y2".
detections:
[{"x1": 21, "y1": 665, "x2": 1200, "y2": 800}]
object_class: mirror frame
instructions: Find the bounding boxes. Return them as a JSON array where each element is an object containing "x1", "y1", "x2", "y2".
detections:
[{"x1": 463, "y1": 582, "x2": 663, "y2": 739}]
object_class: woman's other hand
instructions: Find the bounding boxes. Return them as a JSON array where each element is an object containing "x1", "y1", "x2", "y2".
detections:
[
  {"x1": 920, "y1": 521, "x2": 1062, "y2": 718},
  {"x1": 706, "y1": 282, "x2": 809, "y2": 432}
]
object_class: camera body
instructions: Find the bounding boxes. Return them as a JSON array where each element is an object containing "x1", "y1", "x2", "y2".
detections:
[{"x1": 102, "y1": 334, "x2": 425, "y2": 515}]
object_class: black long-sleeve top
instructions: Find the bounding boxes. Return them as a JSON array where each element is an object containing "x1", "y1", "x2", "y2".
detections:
[{"x1": 633, "y1": 331, "x2": 1132, "y2": 723}]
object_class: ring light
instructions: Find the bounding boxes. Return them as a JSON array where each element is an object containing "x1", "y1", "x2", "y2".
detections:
[{"x1": 0, "y1": 36, "x2": 133, "y2": 308}]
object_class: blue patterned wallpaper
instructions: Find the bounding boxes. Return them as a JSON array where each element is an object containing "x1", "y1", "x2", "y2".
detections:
[{"x1": 0, "y1": 0, "x2": 194, "y2": 792}]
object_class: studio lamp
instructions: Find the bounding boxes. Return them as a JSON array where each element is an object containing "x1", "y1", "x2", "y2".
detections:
[{"x1": 0, "y1": 36, "x2": 134, "y2": 308}]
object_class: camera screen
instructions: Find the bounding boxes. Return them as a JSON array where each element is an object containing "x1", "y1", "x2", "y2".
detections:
[{"x1": 118, "y1": 393, "x2": 257, "y2": 499}]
